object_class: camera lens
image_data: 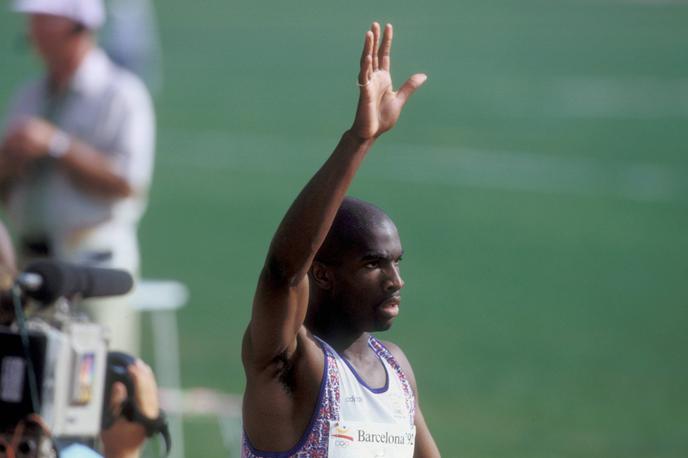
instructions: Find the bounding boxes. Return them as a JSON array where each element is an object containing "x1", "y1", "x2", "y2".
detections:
[{"x1": 18, "y1": 439, "x2": 35, "y2": 455}]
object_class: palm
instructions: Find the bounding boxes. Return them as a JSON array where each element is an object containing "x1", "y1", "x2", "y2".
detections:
[{"x1": 351, "y1": 23, "x2": 427, "y2": 140}]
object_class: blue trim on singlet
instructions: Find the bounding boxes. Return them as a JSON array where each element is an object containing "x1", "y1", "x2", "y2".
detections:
[
  {"x1": 242, "y1": 338, "x2": 329, "y2": 458},
  {"x1": 318, "y1": 336, "x2": 389, "y2": 394},
  {"x1": 330, "y1": 336, "x2": 390, "y2": 394}
]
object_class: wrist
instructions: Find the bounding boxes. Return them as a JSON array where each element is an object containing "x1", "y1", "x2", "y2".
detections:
[
  {"x1": 47, "y1": 129, "x2": 71, "y2": 159},
  {"x1": 342, "y1": 129, "x2": 376, "y2": 148}
]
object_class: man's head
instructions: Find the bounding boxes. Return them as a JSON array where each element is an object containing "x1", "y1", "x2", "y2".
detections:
[
  {"x1": 12, "y1": 0, "x2": 103, "y2": 65},
  {"x1": 309, "y1": 197, "x2": 405, "y2": 332}
]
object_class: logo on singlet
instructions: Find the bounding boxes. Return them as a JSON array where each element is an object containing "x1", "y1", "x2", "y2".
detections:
[
  {"x1": 332, "y1": 423, "x2": 354, "y2": 447},
  {"x1": 357, "y1": 429, "x2": 408, "y2": 445}
]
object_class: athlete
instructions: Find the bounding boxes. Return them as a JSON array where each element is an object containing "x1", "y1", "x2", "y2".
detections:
[{"x1": 242, "y1": 22, "x2": 440, "y2": 457}]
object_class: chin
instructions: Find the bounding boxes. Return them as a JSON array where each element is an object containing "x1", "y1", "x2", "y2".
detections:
[{"x1": 372, "y1": 320, "x2": 394, "y2": 332}]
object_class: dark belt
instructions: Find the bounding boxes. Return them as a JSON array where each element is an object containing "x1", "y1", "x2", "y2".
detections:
[
  {"x1": 20, "y1": 236, "x2": 52, "y2": 258},
  {"x1": 20, "y1": 236, "x2": 113, "y2": 264}
]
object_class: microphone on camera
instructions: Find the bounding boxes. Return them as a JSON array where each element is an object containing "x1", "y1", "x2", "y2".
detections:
[{"x1": 15, "y1": 260, "x2": 134, "y2": 303}]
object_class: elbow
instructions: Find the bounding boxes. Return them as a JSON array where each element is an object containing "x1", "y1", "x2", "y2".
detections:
[
  {"x1": 111, "y1": 179, "x2": 134, "y2": 198},
  {"x1": 92, "y1": 175, "x2": 134, "y2": 199},
  {"x1": 95, "y1": 180, "x2": 133, "y2": 199}
]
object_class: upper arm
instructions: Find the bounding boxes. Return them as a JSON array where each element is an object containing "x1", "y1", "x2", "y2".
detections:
[
  {"x1": 109, "y1": 77, "x2": 155, "y2": 192},
  {"x1": 243, "y1": 259, "x2": 312, "y2": 372},
  {"x1": 242, "y1": 271, "x2": 325, "y2": 450},
  {"x1": 385, "y1": 341, "x2": 441, "y2": 458},
  {"x1": 57, "y1": 76, "x2": 154, "y2": 199}
]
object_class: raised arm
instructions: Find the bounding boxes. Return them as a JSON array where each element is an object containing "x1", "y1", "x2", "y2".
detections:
[{"x1": 244, "y1": 22, "x2": 427, "y2": 370}]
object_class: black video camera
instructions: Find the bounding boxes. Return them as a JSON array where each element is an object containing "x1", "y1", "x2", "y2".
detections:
[{"x1": 0, "y1": 260, "x2": 169, "y2": 457}]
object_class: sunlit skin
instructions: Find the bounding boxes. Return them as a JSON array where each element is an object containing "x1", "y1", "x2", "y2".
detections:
[{"x1": 242, "y1": 23, "x2": 440, "y2": 457}]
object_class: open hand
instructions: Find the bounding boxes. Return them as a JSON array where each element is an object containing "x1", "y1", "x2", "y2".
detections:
[{"x1": 350, "y1": 22, "x2": 427, "y2": 140}]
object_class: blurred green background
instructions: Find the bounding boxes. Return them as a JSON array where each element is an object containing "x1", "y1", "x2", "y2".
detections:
[{"x1": 2, "y1": 0, "x2": 688, "y2": 456}]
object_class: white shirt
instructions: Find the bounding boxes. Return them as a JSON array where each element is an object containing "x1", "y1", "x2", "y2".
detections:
[{"x1": 3, "y1": 47, "x2": 155, "y2": 268}]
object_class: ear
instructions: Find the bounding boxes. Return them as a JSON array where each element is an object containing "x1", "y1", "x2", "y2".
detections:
[{"x1": 310, "y1": 261, "x2": 333, "y2": 290}]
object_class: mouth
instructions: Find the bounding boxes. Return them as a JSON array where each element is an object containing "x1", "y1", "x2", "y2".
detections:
[{"x1": 379, "y1": 296, "x2": 401, "y2": 318}]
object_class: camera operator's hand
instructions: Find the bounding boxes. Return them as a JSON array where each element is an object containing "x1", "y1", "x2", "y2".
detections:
[{"x1": 101, "y1": 359, "x2": 160, "y2": 458}]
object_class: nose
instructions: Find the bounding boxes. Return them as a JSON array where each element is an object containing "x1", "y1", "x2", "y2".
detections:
[{"x1": 385, "y1": 263, "x2": 404, "y2": 292}]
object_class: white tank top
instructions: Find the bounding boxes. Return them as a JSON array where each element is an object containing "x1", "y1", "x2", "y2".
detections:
[{"x1": 243, "y1": 335, "x2": 417, "y2": 458}]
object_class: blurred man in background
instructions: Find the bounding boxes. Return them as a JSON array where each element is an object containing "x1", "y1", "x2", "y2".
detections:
[{"x1": 0, "y1": 0, "x2": 156, "y2": 355}]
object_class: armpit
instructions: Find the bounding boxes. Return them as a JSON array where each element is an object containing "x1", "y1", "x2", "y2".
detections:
[{"x1": 272, "y1": 350, "x2": 297, "y2": 395}]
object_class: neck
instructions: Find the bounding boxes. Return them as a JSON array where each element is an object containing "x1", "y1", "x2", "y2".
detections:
[
  {"x1": 320, "y1": 327, "x2": 371, "y2": 356},
  {"x1": 47, "y1": 39, "x2": 92, "y2": 93}
]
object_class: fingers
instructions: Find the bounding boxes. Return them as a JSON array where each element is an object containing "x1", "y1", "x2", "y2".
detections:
[
  {"x1": 379, "y1": 23, "x2": 393, "y2": 72},
  {"x1": 359, "y1": 29, "x2": 372, "y2": 67},
  {"x1": 396, "y1": 73, "x2": 428, "y2": 106},
  {"x1": 358, "y1": 31, "x2": 373, "y2": 85},
  {"x1": 110, "y1": 381, "x2": 127, "y2": 414},
  {"x1": 359, "y1": 22, "x2": 391, "y2": 86},
  {"x1": 129, "y1": 359, "x2": 160, "y2": 418},
  {"x1": 371, "y1": 22, "x2": 380, "y2": 71}
]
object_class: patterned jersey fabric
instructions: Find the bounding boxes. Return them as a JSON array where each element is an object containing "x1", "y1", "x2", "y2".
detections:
[{"x1": 242, "y1": 335, "x2": 415, "y2": 457}]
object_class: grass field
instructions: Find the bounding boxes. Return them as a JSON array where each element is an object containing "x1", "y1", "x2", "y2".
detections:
[{"x1": 2, "y1": 0, "x2": 688, "y2": 456}]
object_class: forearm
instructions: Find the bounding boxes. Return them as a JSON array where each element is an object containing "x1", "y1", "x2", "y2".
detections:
[
  {"x1": 265, "y1": 130, "x2": 374, "y2": 283},
  {"x1": 59, "y1": 137, "x2": 133, "y2": 198}
]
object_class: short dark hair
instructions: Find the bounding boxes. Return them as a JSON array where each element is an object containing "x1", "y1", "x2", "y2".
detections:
[{"x1": 315, "y1": 197, "x2": 393, "y2": 265}]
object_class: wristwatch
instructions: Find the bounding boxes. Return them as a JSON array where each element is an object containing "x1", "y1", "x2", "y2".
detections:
[
  {"x1": 47, "y1": 129, "x2": 71, "y2": 159},
  {"x1": 121, "y1": 403, "x2": 172, "y2": 456}
]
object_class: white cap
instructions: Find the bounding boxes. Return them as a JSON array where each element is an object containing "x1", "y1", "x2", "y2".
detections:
[{"x1": 12, "y1": 0, "x2": 105, "y2": 30}]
